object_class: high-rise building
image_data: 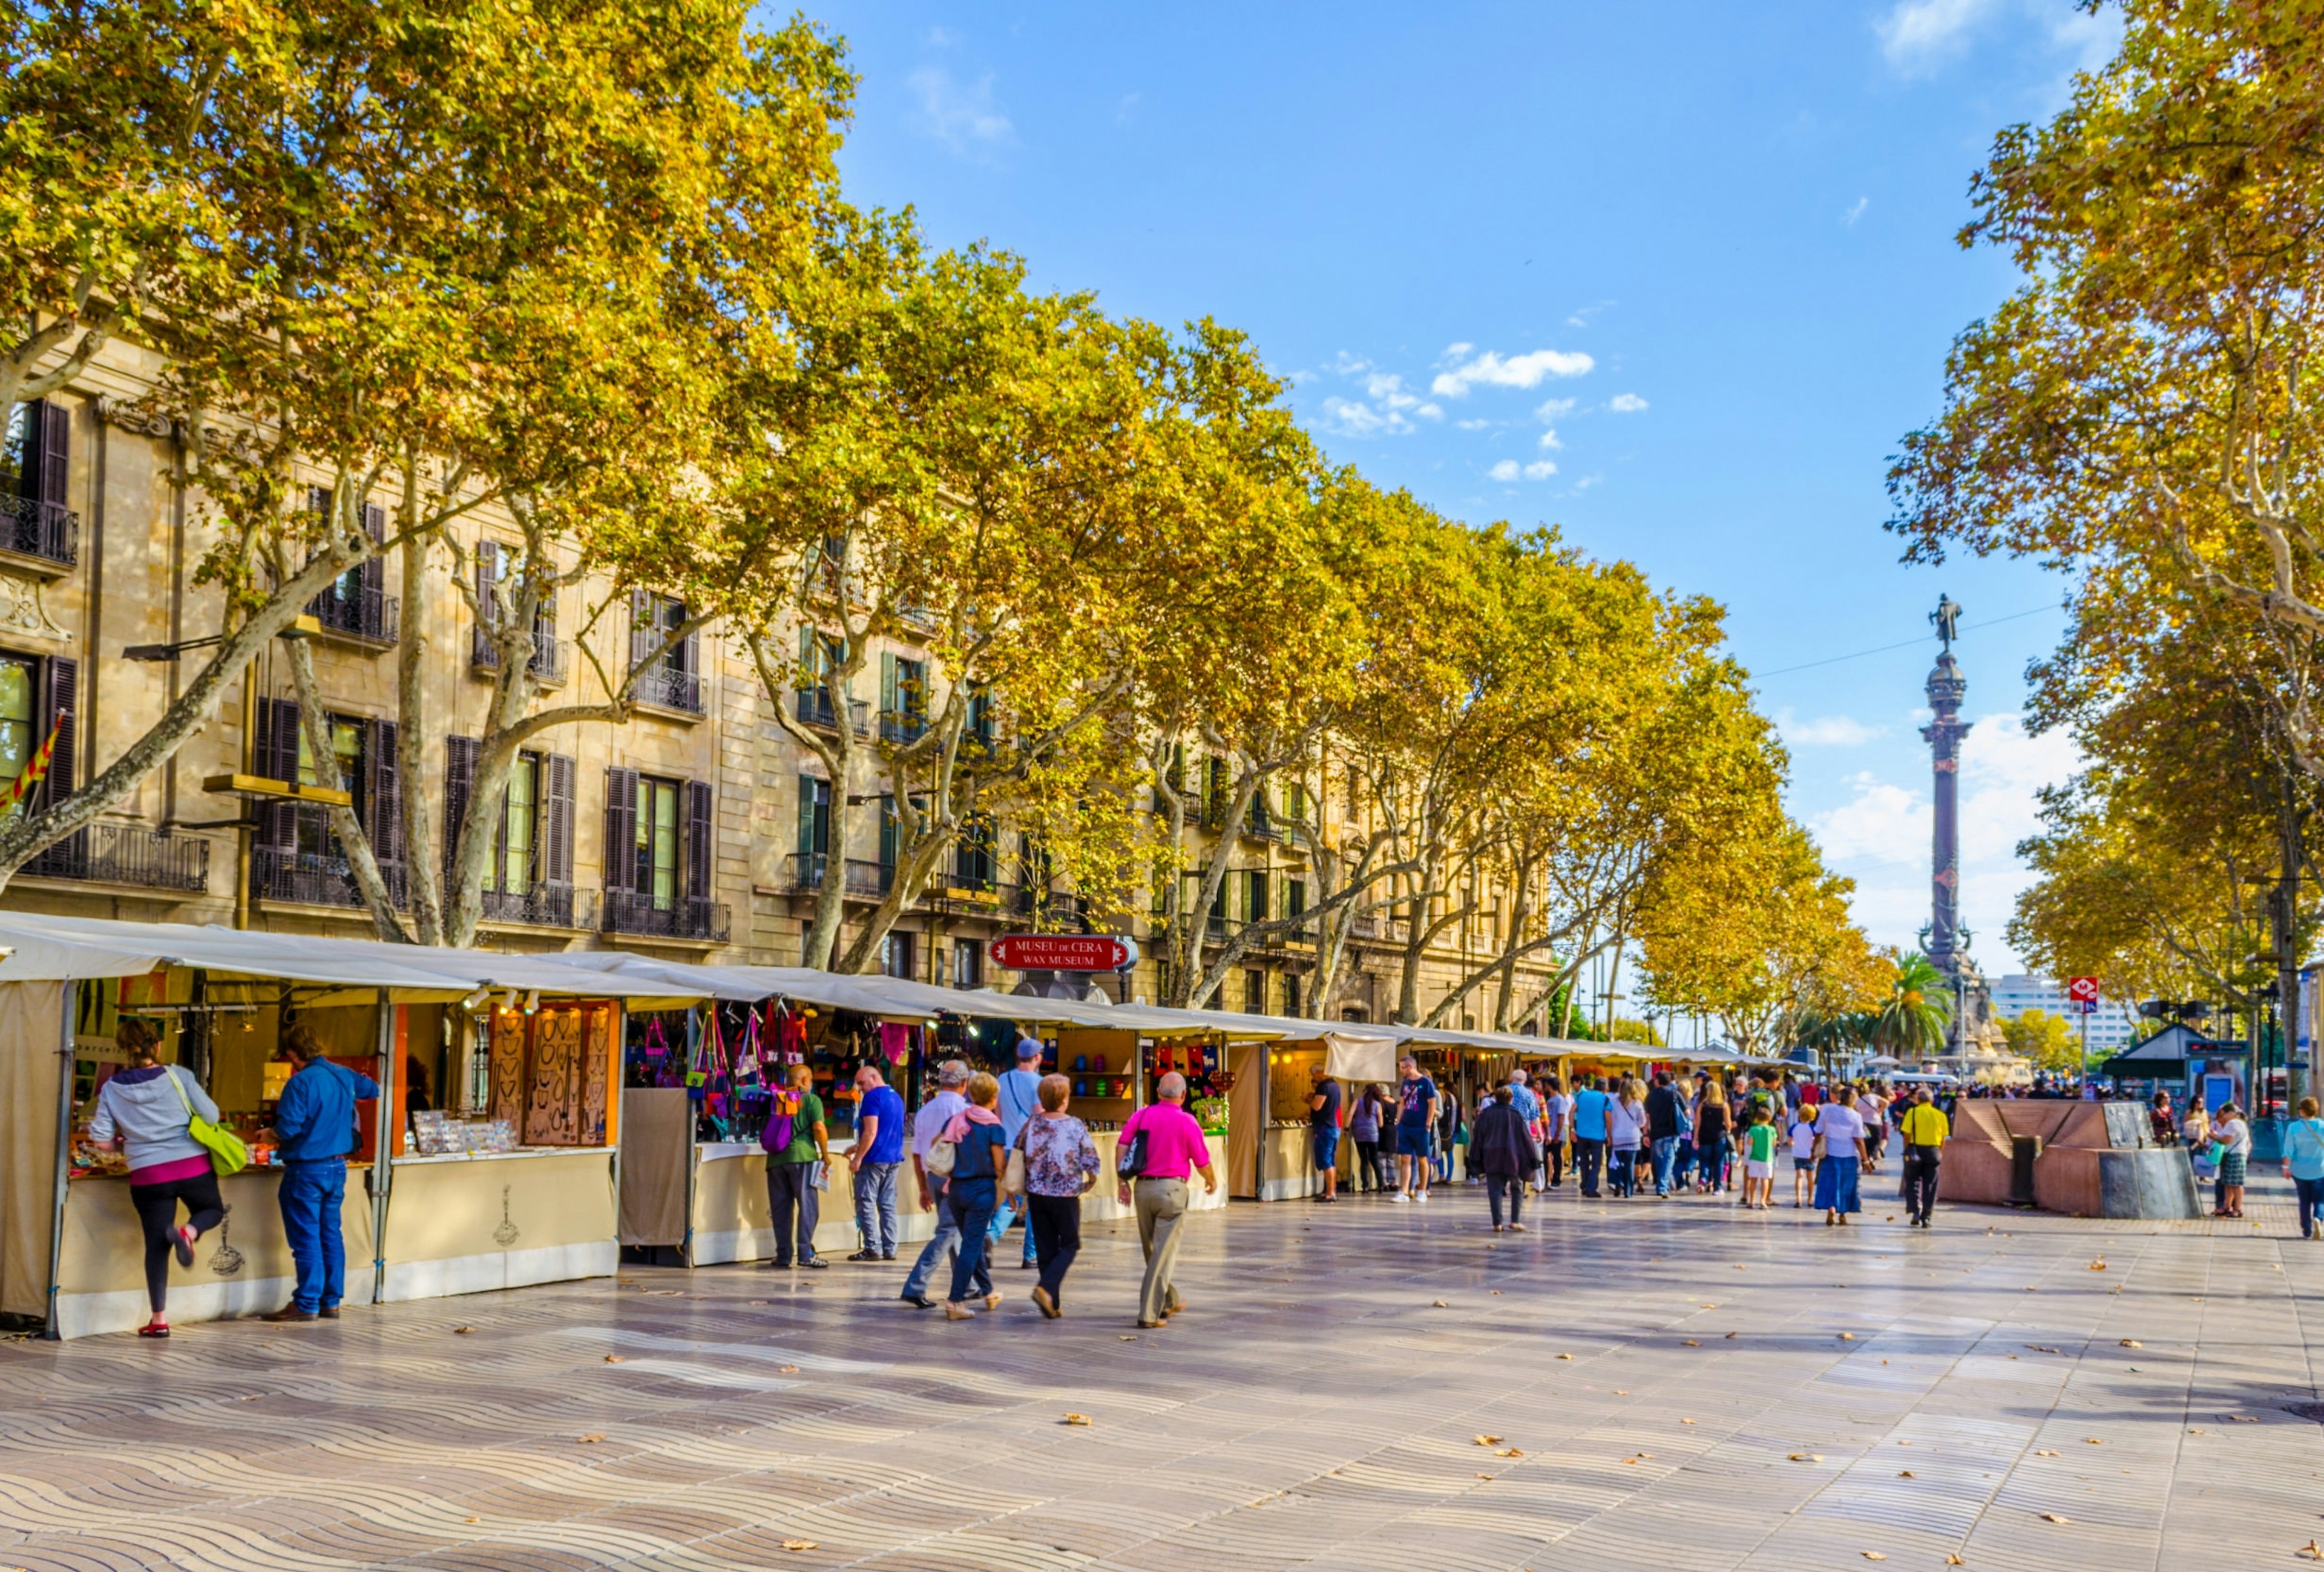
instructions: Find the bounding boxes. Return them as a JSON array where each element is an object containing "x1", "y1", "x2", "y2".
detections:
[{"x1": 1988, "y1": 973, "x2": 2138, "y2": 1057}]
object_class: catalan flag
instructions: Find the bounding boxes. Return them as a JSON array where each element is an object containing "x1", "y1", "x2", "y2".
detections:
[{"x1": 0, "y1": 719, "x2": 62, "y2": 816}]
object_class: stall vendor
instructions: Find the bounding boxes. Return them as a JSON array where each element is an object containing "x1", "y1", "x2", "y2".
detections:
[{"x1": 261, "y1": 1023, "x2": 379, "y2": 1324}]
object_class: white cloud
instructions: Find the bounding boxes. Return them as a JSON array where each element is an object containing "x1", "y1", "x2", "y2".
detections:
[
  {"x1": 1606, "y1": 392, "x2": 1648, "y2": 414},
  {"x1": 1431, "y1": 346, "x2": 1595, "y2": 398},
  {"x1": 1808, "y1": 710, "x2": 2080, "y2": 964},
  {"x1": 1488, "y1": 459, "x2": 1557, "y2": 482},
  {"x1": 1538, "y1": 429, "x2": 1562, "y2": 452},
  {"x1": 1535, "y1": 396, "x2": 1578, "y2": 420},
  {"x1": 1779, "y1": 710, "x2": 1883, "y2": 748},
  {"x1": 1316, "y1": 364, "x2": 1439, "y2": 438},
  {"x1": 1525, "y1": 459, "x2": 1555, "y2": 479},
  {"x1": 1488, "y1": 459, "x2": 1520, "y2": 482},
  {"x1": 910, "y1": 67, "x2": 1013, "y2": 156},
  {"x1": 1455, "y1": 418, "x2": 1495, "y2": 431},
  {"x1": 1843, "y1": 196, "x2": 1870, "y2": 226},
  {"x1": 1876, "y1": 0, "x2": 1996, "y2": 71}
]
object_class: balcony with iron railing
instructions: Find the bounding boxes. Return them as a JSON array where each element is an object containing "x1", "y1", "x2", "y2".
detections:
[
  {"x1": 252, "y1": 847, "x2": 409, "y2": 910},
  {"x1": 476, "y1": 881, "x2": 590, "y2": 929},
  {"x1": 24, "y1": 823, "x2": 208, "y2": 892},
  {"x1": 794, "y1": 688, "x2": 870, "y2": 735},
  {"x1": 878, "y1": 707, "x2": 927, "y2": 746},
  {"x1": 600, "y1": 890, "x2": 729, "y2": 942},
  {"x1": 632, "y1": 661, "x2": 702, "y2": 715},
  {"x1": 471, "y1": 625, "x2": 568, "y2": 685},
  {"x1": 781, "y1": 852, "x2": 894, "y2": 900},
  {"x1": 0, "y1": 495, "x2": 77, "y2": 572},
  {"x1": 309, "y1": 581, "x2": 399, "y2": 646}
]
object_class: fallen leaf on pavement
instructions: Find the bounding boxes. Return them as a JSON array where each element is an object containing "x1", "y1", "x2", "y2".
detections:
[
  {"x1": 2036, "y1": 1449, "x2": 2059, "y2": 1456},
  {"x1": 1864, "y1": 1554, "x2": 1887, "y2": 1562},
  {"x1": 1433, "y1": 1300, "x2": 1450, "y2": 1307},
  {"x1": 1061, "y1": 1413, "x2": 1092, "y2": 1426},
  {"x1": 1899, "y1": 1470, "x2": 1915, "y2": 1478},
  {"x1": 1474, "y1": 1435, "x2": 1503, "y2": 1446},
  {"x1": 1839, "y1": 1333, "x2": 1856, "y2": 1341},
  {"x1": 1557, "y1": 1352, "x2": 1574, "y2": 1360},
  {"x1": 1491, "y1": 1289, "x2": 1503, "y2": 1295},
  {"x1": 453, "y1": 1326, "x2": 475, "y2": 1335},
  {"x1": 1948, "y1": 1557, "x2": 1966, "y2": 1566},
  {"x1": 1682, "y1": 1418, "x2": 1697, "y2": 1425},
  {"x1": 777, "y1": 1365, "x2": 799, "y2": 1373},
  {"x1": 781, "y1": 1541, "x2": 818, "y2": 1553},
  {"x1": 2230, "y1": 1415, "x2": 2259, "y2": 1423},
  {"x1": 2041, "y1": 1513, "x2": 2072, "y2": 1524},
  {"x1": 578, "y1": 1433, "x2": 606, "y2": 1444},
  {"x1": 2085, "y1": 1438, "x2": 2103, "y2": 1445},
  {"x1": 1495, "y1": 1447, "x2": 1524, "y2": 1458},
  {"x1": 464, "y1": 1517, "x2": 480, "y2": 1524},
  {"x1": 1477, "y1": 1472, "x2": 1494, "y2": 1480},
  {"x1": 1119, "y1": 1335, "x2": 1137, "y2": 1341},
  {"x1": 1682, "y1": 1340, "x2": 1701, "y2": 1347},
  {"x1": 1725, "y1": 1332, "x2": 1738, "y2": 1340},
  {"x1": 603, "y1": 1355, "x2": 625, "y2": 1364},
  {"x1": 2299, "y1": 1540, "x2": 2323, "y2": 1561},
  {"x1": 2119, "y1": 1340, "x2": 2142, "y2": 1349},
  {"x1": 1788, "y1": 1453, "x2": 1822, "y2": 1462}
]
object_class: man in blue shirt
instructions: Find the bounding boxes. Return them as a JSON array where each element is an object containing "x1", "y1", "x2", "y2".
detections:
[
  {"x1": 847, "y1": 1065, "x2": 908, "y2": 1261},
  {"x1": 988, "y1": 1036, "x2": 1046, "y2": 1267},
  {"x1": 261, "y1": 1022, "x2": 379, "y2": 1321},
  {"x1": 1393, "y1": 1055, "x2": 1440, "y2": 1203},
  {"x1": 1571, "y1": 1075, "x2": 1612, "y2": 1199}
]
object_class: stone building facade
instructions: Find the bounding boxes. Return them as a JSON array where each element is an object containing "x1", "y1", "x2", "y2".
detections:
[{"x1": 0, "y1": 349, "x2": 1563, "y2": 1029}]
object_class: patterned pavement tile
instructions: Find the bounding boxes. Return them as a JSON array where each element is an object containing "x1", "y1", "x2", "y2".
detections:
[{"x1": 7, "y1": 1173, "x2": 2324, "y2": 1570}]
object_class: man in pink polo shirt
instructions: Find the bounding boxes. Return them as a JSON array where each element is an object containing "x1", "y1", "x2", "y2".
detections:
[{"x1": 1115, "y1": 1071, "x2": 1218, "y2": 1328}]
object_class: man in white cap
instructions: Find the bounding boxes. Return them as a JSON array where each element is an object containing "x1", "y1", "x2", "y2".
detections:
[{"x1": 901, "y1": 1059, "x2": 977, "y2": 1308}]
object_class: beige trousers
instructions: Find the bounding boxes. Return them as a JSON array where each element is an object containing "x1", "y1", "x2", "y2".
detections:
[{"x1": 1133, "y1": 1177, "x2": 1189, "y2": 1323}]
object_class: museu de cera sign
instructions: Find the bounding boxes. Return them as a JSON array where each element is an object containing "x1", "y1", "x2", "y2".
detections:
[{"x1": 990, "y1": 933, "x2": 1138, "y2": 973}]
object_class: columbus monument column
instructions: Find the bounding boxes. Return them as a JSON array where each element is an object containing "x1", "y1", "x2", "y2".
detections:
[{"x1": 1922, "y1": 594, "x2": 1972, "y2": 993}]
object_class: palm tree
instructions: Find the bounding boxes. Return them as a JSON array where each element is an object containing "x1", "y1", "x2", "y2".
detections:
[
  {"x1": 1796, "y1": 1006, "x2": 1873, "y2": 1080},
  {"x1": 1871, "y1": 953, "x2": 1954, "y2": 1061}
]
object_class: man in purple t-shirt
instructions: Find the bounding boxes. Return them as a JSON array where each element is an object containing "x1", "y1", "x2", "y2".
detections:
[{"x1": 1116, "y1": 1071, "x2": 1218, "y2": 1328}]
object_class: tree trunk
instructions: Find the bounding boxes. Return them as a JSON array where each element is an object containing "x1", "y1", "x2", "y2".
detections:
[
  {"x1": 0, "y1": 544, "x2": 364, "y2": 884},
  {"x1": 284, "y1": 636, "x2": 410, "y2": 941}
]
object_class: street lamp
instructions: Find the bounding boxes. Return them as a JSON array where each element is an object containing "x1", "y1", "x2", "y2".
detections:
[{"x1": 124, "y1": 613, "x2": 321, "y2": 662}]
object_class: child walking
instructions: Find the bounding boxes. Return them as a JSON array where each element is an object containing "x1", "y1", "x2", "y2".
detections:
[
  {"x1": 1741, "y1": 1105, "x2": 1777, "y2": 1211},
  {"x1": 1787, "y1": 1102, "x2": 1817, "y2": 1209}
]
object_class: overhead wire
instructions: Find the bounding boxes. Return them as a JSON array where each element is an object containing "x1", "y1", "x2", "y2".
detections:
[{"x1": 1750, "y1": 603, "x2": 2058, "y2": 679}]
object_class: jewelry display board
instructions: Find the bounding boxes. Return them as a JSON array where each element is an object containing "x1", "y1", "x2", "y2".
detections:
[{"x1": 488, "y1": 1004, "x2": 619, "y2": 1148}]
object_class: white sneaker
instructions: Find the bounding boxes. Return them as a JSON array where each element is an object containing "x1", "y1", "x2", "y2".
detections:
[
  {"x1": 1416, "y1": 1191, "x2": 1430, "y2": 1202},
  {"x1": 1391, "y1": 1192, "x2": 1412, "y2": 1204}
]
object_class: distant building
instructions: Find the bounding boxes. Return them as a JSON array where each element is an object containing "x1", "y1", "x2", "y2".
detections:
[{"x1": 1989, "y1": 973, "x2": 2138, "y2": 1057}]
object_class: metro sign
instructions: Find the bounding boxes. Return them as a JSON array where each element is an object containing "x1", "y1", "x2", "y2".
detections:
[
  {"x1": 2067, "y1": 976, "x2": 2100, "y2": 1014},
  {"x1": 991, "y1": 933, "x2": 1139, "y2": 973}
]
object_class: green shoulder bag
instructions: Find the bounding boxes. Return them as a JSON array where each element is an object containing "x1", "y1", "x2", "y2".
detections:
[{"x1": 166, "y1": 1065, "x2": 250, "y2": 1177}]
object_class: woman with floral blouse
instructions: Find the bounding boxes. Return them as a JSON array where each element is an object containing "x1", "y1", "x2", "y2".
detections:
[{"x1": 1022, "y1": 1074, "x2": 1102, "y2": 1318}]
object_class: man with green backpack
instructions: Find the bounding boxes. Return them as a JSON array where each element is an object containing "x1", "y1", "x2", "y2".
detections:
[{"x1": 262, "y1": 1023, "x2": 379, "y2": 1323}]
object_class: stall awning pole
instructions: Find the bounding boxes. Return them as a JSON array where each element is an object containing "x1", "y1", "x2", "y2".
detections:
[
  {"x1": 369, "y1": 988, "x2": 394, "y2": 1305},
  {"x1": 44, "y1": 977, "x2": 73, "y2": 1341}
]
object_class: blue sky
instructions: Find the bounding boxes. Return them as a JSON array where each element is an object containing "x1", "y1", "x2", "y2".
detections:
[{"x1": 805, "y1": 0, "x2": 2118, "y2": 974}]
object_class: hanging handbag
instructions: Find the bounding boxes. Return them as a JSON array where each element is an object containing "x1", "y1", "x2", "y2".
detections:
[
  {"x1": 166, "y1": 1066, "x2": 249, "y2": 1177},
  {"x1": 924, "y1": 1136, "x2": 958, "y2": 1177},
  {"x1": 1002, "y1": 1120, "x2": 1030, "y2": 1198},
  {"x1": 1116, "y1": 1115, "x2": 1150, "y2": 1180}
]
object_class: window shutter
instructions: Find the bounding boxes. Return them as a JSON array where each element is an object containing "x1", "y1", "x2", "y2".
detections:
[
  {"x1": 795, "y1": 774, "x2": 821, "y2": 857},
  {"x1": 41, "y1": 655, "x2": 76, "y2": 807},
  {"x1": 677, "y1": 618, "x2": 698, "y2": 679},
  {"x1": 256, "y1": 699, "x2": 300, "y2": 853},
  {"x1": 359, "y1": 502, "x2": 387, "y2": 594},
  {"x1": 367, "y1": 719, "x2": 404, "y2": 866},
  {"x1": 603, "y1": 767, "x2": 639, "y2": 892},
  {"x1": 684, "y1": 779, "x2": 713, "y2": 902},
  {"x1": 878, "y1": 795, "x2": 898, "y2": 869},
  {"x1": 476, "y1": 541, "x2": 501, "y2": 626},
  {"x1": 543, "y1": 753, "x2": 576, "y2": 885},
  {"x1": 628, "y1": 588, "x2": 654, "y2": 671},
  {"x1": 33, "y1": 401, "x2": 68, "y2": 508},
  {"x1": 442, "y1": 735, "x2": 478, "y2": 878},
  {"x1": 880, "y1": 651, "x2": 896, "y2": 717}
]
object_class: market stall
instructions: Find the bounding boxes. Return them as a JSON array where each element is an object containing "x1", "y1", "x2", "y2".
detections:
[{"x1": 0, "y1": 915, "x2": 689, "y2": 1338}]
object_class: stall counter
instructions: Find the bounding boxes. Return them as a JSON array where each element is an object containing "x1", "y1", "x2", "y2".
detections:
[
  {"x1": 379, "y1": 1148, "x2": 617, "y2": 1302},
  {"x1": 55, "y1": 1167, "x2": 375, "y2": 1340}
]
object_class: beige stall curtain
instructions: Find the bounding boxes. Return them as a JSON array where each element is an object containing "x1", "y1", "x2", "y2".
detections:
[
  {"x1": 619, "y1": 1087, "x2": 691, "y2": 1246},
  {"x1": 1, "y1": 981, "x2": 65, "y2": 1320},
  {"x1": 1227, "y1": 1041, "x2": 1265, "y2": 1199}
]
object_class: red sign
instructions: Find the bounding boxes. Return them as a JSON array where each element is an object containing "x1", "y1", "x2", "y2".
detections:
[
  {"x1": 2067, "y1": 976, "x2": 2100, "y2": 1004},
  {"x1": 991, "y1": 933, "x2": 1138, "y2": 972}
]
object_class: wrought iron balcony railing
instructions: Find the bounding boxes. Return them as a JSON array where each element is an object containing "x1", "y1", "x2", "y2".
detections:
[
  {"x1": 632, "y1": 662, "x2": 702, "y2": 714},
  {"x1": 476, "y1": 880, "x2": 589, "y2": 929},
  {"x1": 0, "y1": 495, "x2": 77, "y2": 568},
  {"x1": 253, "y1": 847, "x2": 408, "y2": 909},
  {"x1": 24, "y1": 823, "x2": 208, "y2": 891},
  {"x1": 600, "y1": 890, "x2": 729, "y2": 941},
  {"x1": 309, "y1": 581, "x2": 399, "y2": 645},
  {"x1": 471, "y1": 626, "x2": 568, "y2": 684}
]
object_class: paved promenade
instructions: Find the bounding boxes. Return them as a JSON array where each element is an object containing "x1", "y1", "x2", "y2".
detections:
[{"x1": 2, "y1": 1176, "x2": 2319, "y2": 1571}]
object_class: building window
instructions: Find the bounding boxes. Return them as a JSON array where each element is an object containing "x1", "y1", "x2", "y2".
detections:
[
  {"x1": 487, "y1": 752, "x2": 538, "y2": 893},
  {"x1": 634, "y1": 774, "x2": 681, "y2": 907},
  {"x1": 1284, "y1": 973, "x2": 1302, "y2": 1016},
  {"x1": 629, "y1": 591, "x2": 700, "y2": 712},
  {"x1": 1244, "y1": 869, "x2": 1269, "y2": 923},
  {"x1": 0, "y1": 654, "x2": 34, "y2": 813},
  {"x1": 294, "y1": 717, "x2": 365, "y2": 860},
  {"x1": 884, "y1": 929, "x2": 916, "y2": 981},
  {"x1": 1243, "y1": 968, "x2": 1267, "y2": 1015},
  {"x1": 953, "y1": 938, "x2": 983, "y2": 990}
]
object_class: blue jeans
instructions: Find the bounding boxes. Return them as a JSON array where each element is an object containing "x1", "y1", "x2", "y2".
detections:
[
  {"x1": 904, "y1": 1179, "x2": 989, "y2": 1299},
  {"x1": 1610, "y1": 1146, "x2": 1638, "y2": 1196},
  {"x1": 278, "y1": 1160, "x2": 347, "y2": 1312},
  {"x1": 1574, "y1": 1137, "x2": 1605, "y2": 1195},
  {"x1": 987, "y1": 1191, "x2": 1038, "y2": 1265},
  {"x1": 1651, "y1": 1136, "x2": 1679, "y2": 1194},
  {"x1": 1698, "y1": 1135, "x2": 1731, "y2": 1191},
  {"x1": 854, "y1": 1160, "x2": 899, "y2": 1255},
  {"x1": 947, "y1": 1180, "x2": 999, "y2": 1303},
  {"x1": 2297, "y1": 1176, "x2": 2324, "y2": 1238}
]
